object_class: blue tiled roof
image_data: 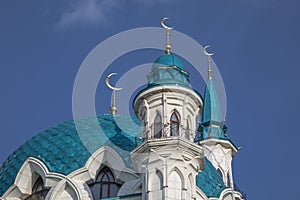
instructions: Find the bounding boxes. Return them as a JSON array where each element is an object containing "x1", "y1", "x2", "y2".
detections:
[
  {"x1": 196, "y1": 157, "x2": 227, "y2": 198},
  {"x1": 0, "y1": 114, "x2": 141, "y2": 196}
]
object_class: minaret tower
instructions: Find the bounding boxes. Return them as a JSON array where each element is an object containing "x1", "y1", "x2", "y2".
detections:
[
  {"x1": 131, "y1": 18, "x2": 204, "y2": 200},
  {"x1": 198, "y1": 46, "x2": 238, "y2": 188}
]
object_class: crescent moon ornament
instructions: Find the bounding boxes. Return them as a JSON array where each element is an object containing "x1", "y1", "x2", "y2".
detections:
[
  {"x1": 203, "y1": 45, "x2": 214, "y2": 56},
  {"x1": 161, "y1": 17, "x2": 173, "y2": 30},
  {"x1": 105, "y1": 73, "x2": 122, "y2": 91}
]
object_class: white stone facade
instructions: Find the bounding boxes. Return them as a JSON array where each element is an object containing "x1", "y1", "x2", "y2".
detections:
[
  {"x1": 134, "y1": 85, "x2": 202, "y2": 141},
  {"x1": 200, "y1": 139, "x2": 238, "y2": 189},
  {"x1": 1, "y1": 145, "x2": 243, "y2": 200}
]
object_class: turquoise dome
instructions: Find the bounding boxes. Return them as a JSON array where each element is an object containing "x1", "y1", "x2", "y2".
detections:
[
  {"x1": 0, "y1": 114, "x2": 227, "y2": 198},
  {"x1": 0, "y1": 114, "x2": 141, "y2": 196},
  {"x1": 152, "y1": 53, "x2": 184, "y2": 70},
  {"x1": 147, "y1": 53, "x2": 190, "y2": 87}
]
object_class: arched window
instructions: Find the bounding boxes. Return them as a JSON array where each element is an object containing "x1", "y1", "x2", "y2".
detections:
[
  {"x1": 89, "y1": 167, "x2": 121, "y2": 199},
  {"x1": 170, "y1": 112, "x2": 180, "y2": 136},
  {"x1": 151, "y1": 171, "x2": 163, "y2": 200},
  {"x1": 168, "y1": 171, "x2": 182, "y2": 199},
  {"x1": 25, "y1": 177, "x2": 49, "y2": 200},
  {"x1": 154, "y1": 113, "x2": 162, "y2": 138}
]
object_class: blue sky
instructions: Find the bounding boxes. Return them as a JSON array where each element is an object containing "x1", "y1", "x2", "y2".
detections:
[{"x1": 1, "y1": 0, "x2": 300, "y2": 199}]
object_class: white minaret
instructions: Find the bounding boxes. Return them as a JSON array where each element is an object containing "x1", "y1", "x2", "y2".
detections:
[{"x1": 131, "y1": 18, "x2": 204, "y2": 200}]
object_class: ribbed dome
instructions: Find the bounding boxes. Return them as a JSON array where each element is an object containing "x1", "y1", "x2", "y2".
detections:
[
  {"x1": 0, "y1": 114, "x2": 227, "y2": 198},
  {"x1": 147, "y1": 53, "x2": 190, "y2": 87},
  {"x1": 0, "y1": 114, "x2": 141, "y2": 196},
  {"x1": 152, "y1": 53, "x2": 184, "y2": 70}
]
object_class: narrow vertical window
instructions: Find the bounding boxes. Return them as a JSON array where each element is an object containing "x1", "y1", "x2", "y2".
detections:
[
  {"x1": 217, "y1": 168, "x2": 223, "y2": 180},
  {"x1": 154, "y1": 114, "x2": 162, "y2": 138},
  {"x1": 227, "y1": 173, "x2": 231, "y2": 187},
  {"x1": 170, "y1": 112, "x2": 179, "y2": 136}
]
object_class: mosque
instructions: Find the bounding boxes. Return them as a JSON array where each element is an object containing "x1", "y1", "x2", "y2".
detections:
[{"x1": 0, "y1": 19, "x2": 245, "y2": 200}]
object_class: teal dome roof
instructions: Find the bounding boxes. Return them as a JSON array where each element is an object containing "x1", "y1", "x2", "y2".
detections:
[
  {"x1": 0, "y1": 114, "x2": 227, "y2": 197},
  {"x1": 152, "y1": 53, "x2": 184, "y2": 70},
  {"x1": 147, "y1": 53, "x2": 190, "y2": 87},
  {"x1": 0, "y1": 114, "x2": 141, "y2": 196}
]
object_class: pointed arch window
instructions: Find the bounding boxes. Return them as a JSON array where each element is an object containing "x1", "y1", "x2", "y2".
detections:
[
  {"x1": 154, "y1": 113, "x2": 162, "y2": 138},
  {"x1": 151, "y1": 171, "x2": 163, "y2": 199},
  {"x1": 168, "y1": 171, "x2": 182, "y2": 199},
  {"x1": 89, "y1": 167, "x2": 121, "y2": 199},
  {"x1": 25, "y1": 177, "x2": 49, "y2": 200},
  {"x1": 170, "y1": 112, "x2": 180, "y2": 136}
]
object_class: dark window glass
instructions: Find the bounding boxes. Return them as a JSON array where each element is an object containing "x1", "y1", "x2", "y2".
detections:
[
  {"x1": 227, "y1": 173, "x2": 231, "y2": 187},
  {"x1": 170, "y1": 112, "x2": 179, "y2": 136},
  {"x1": 154, "y1": 114, "x2": 162, "y2": 138},
  {"x1": 217, "y1": 168, "x2": 223, "y2": 179},
  {"x1": 89, "y1": 167, "x2": 121, "y2": 199},
  {"x1": 25, "y1": 177, "x2": 49, "y2": 200}
]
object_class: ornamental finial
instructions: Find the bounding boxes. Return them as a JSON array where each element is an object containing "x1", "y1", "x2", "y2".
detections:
[
  {"x1": 105, "y1": 73, "x2": 122, "y2": 114},
  {"x1": 203, "y1": 45, "x2": 214, "y2": 80},
  {"x1": 161, "y1": 17, "x2": 173, "y2": 54}
]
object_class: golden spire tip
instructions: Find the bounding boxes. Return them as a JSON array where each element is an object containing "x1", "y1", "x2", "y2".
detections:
[{"x1": 161, "y1": 17, "x2": 173, "y2": 54}]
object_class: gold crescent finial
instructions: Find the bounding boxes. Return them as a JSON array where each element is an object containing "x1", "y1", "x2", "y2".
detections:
[
  {"x1": 105, "y1": 73, "x2": 122, "y2": 91},
  {"x1": 161, "y1": 17, "x2": 173, "y2": 54},
  {"x1": 203, "y1": 45, "x2": 214, "y2": 56},
  {"x1": 161, "y1": 17, "x2": 173, "y2": 30},
  {"x1": 203, "y1": 45, "x2": 214, "y2": 80},
  {"x1": 105, "y1": 73, "x2": 122, "y2": 114}
]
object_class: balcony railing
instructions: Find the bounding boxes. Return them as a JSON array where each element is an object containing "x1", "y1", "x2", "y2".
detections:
[{"x1": 142, "y1": 123, "x2": 195, "y2": 141}]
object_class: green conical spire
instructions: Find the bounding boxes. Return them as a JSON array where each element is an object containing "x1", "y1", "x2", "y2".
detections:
[
  {"x1": 202, "y1": 79, "x2": 222, "y2": 123},
  {"x1": 198, "y1": 46, "x2": 227, "y2": 140}
]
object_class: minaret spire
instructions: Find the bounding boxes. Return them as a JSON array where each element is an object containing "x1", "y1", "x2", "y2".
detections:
[
  {"x1": 105, "y1": 73, "x2": 122, "y2": 114},
  {"x1": 161, "y1": 17, "x2": 173, "y2": 54},
  {"x1": 203, "y1": 45, "x2": 214, "y2": 80}
]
